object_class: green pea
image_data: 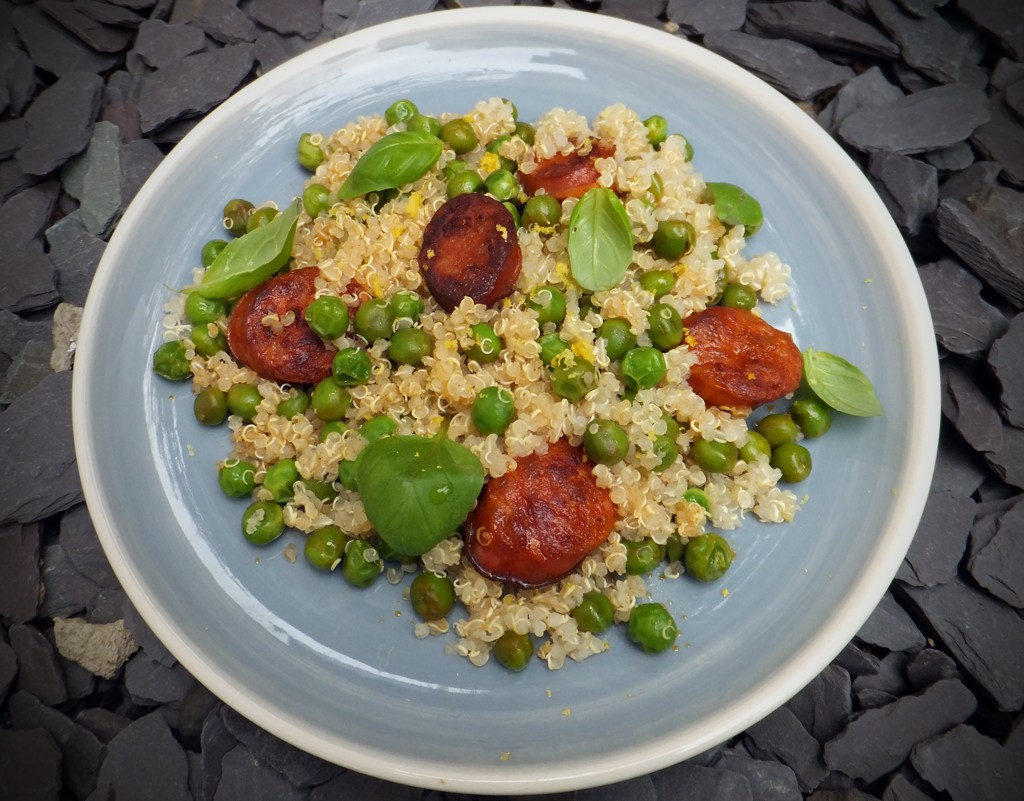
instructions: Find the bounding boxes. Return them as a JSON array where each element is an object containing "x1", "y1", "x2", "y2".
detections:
[
  {"x1": 513, "y1": 121, "x2": 535, "y2": 145},
  {"x1": 739, "y1": 430, "x2": 772, "y2": 462},
  {"x1": 597, "y1": 318, "x2": 637, "y2": 362},
  {"x1": 152, "y1": 341, "x2": 191, "y2": 381},
  {"x1": 194, "y1": 387, "x2": 227, "y2": 425},
  {"x1": 486, "y1": 136, "x2": 518, "y2": 172},
  {"x1": 466, "y1": 322, "x2": 503, "y2": 363},
  {"x1": 226, "y1": 384, "x2": 262, "y2": 421},
  {"x1": 276, "y1": 390, "x2": 310, "y2": 420},
  {"x1": 539, "y1": 333, "x2": 569, "y2": 367},
  {"x1": 790, "y1": 396, "x2": 832, "y2": 439},
  {"x1": 442, "y1": 159, "x2": 470, "y2": 180},
  {"x1": 652, "y1": 434, "x2": 678, "y2": 472},
  {"x1": 389, "y1": 327, "x2": 432, "y2": 366},
  {"x1": 360, "y1": 415, "x2": 397, "y2": 442},
  {"x1": 409, "y1": 572, "x2": 457, "y2": 621},
  {"x1": 390, "y1": 290, "x2": 424, "y2": 320},
  {"x1": 184, "y1": 293, "x2": 228, "y2": 325},
  {"x1": 190, "y1": 324, "x2": 227, "y2": 358},
  {"x1": 720, "y1": 283, "x2": 758, "y2": 310},
  {"x1": 684, "y1": 533, "x2": 735, "y2": 581},
  {"x1": 771, "y1": 441, "x2": 812, "y2": 483},
  {"x1": 682, "y1": 135, "x2": 694, "y2": 161},
  {"x1": 628, "y1": 603, "x2": 677, "y2": 653},
  {"x1": 682, "y1": 487, "x2": 711, "y2": 512},
  {"x1": 337, "y1": 459, "x2": 359, "y2": 491},
  {"x1": 332, "y1": 347, "x2": 373, "y2": 386},
  {"x1": 662, "y1": 414, "x2": 681, "y2": 441},
  {"x1": 218, "y1": 459, "x2": 256, "y2": 498},
  {"x1": 483, "y1": 168, "x2": 518, "y2": 202},
  {"x1": 297, "y1": 132, "x2": 324, "y2": 171},
  {"x1": 571, "y1": 591, "x2": 615, "y2": 634},
  {"x1": 647, "y1": 172, "x2": 665, "y2": 203},
  {"x1": 550, "y1": 358, "x2": 597, "y2": 402},
  {"x1": 311, "y1": 378, "x2": 350, "y2": 422},
  {"x1": 666, "y1": 534, "x2": 685, "y2": 563},
  {"x1": 302, "y1": 478, "x2": 339, "y2": 501},
  {"x1": 492, "y1": 630, "x2": 533, "y2": 672},
  {"x1": 222, "y1": 198, "x2": 254, "y2": 237},
  {"x1": 245, "y1": 205, "x2": 278, "y2": 234},
  {"x1": 440, "y1": 118, "x2": 477, "y2": 155},
  {"x1": 304, "y1": 296, "x2": 349, "y2": 341},
  {"x1": 354, "y1": 298, "x2": 394, "y2": 342},
  {"x1": 526, "y1": 285, "x2": 567, "y2": 327},
  {"x1": 647, "y1": 302, "x2": 683, "y2": 351},
  {"x1": 651, "y1": 219, "x2": 696, "y2": 260},
  {"x1": 263, "y1": 459, "x2": 300, "y2": 502},
  {"x1": 638, "y1": 269, "x2": 675, "y2": 299},
  {"x1": 446, "y1": 169, "x2": 484, "y2": 198},
  {"x1": 321, "y1": 420, "x2": 348, "y2": 440},
  {"x1": 582, "y1": 418, "x2": 629, "y2": 465},
  {"x1": 385, "y1": 98, "x2": 419, "y2": 126},
  {"x1": 756, "y1": 413, "x2": 799, "y2": 447},
  {"x1": 304, "y1": 525, "x2": 347, "y2": 570},
  {"x1": 471, "y1": 386, "x2": 516, "y2": 435},
  {"x1": 200, "y1": 239, "x2": 228, "y2": 267},
  {"x1": 522, "y1": 194, "x2": 561, "y2": 227},
  {"x1": 406, "y1": 113, "x2": 441, "y2": 137},
  {"x1": 303, "y1": 183, "x2": 332, "y2": 217},
  {"x1": 643, "y1": 114, "x2": 668, "y2": 147},
  {"x1": 691, "y1": 438, "x2": 738, "y2": 473},
  {"x1": 624, "y1": 538, "x2": 666, "y2": 575},
  {"x1": 241, "y1": 501, "x2": 285, "y2": 545},
  {"x1": 342, "y1": 538, "x2": 383, "y2": 588},
  {"x1": 620, "y1": 346, "x2": 667, "y2": 390}
]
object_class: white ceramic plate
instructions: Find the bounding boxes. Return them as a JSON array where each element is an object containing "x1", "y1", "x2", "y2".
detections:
[{"x1": 73, "y1": 7, "x2": 939, "y2": 794}]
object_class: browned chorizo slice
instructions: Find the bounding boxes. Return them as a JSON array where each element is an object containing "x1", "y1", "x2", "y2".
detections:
[
  {"x1": 226, "y1": 266, "x2": 334, "y2": 384},
  {"x1": 464, "y1": 438, "x2": 617, "y2": 589},
  {"x1": 419, "y1": 193, "x2": 522, "y2": 311},
  {"x1": 683, "y1": 305, "x2": 803, "y2": 409},
  {"x1": 519, "y1": 140, "x2": 615, "y2": 200}
]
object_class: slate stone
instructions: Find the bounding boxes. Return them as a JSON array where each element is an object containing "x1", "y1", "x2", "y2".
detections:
[
  {"x1": 714, "y1": 753, "x2": 802, "y2": 801},
  {"x1": 0, "y1": 308, "x2": 50, "y2": 363},
  {"x1": 966, "y1": 496, "x2": 1015, "y2": 561},
  {"x1": 650, "y1": 760, "x2": 754, "y2": 800},
  {"x1": 856, "y1": 688, "x2": 899, "y2": 709},
  {"x1": 178, "y1": 683, "x2": 221, "y2": 751},
  {"x1": 0, "y1": 371, "x2": 81, "y2": 524},
  {"x1": 0, "y1": 640, "x2": 17, "y2": 705},
  {"x1": 0, "y1": 118, "x2": 28, "y2": 159},
  {"x1": 37, "y1": 0, "x2": 135, "y2": 53},
  {"x1": 989, "y1": 313, "x2": 1024, "y2": 427},
  {"x1": 119, "y1": 136, "x2": 164, "y2": 207},
  {"x1": 75, "y1": 707, "x2": 132, "y2": 744},
  {"x1": 125, "y1": 651, "x2": 196, "y2": 705},
  {"x1": 867, "y1": 152, "x2": 937, "y2": 235},
  {"x1": 308, "y1": 770, "x2": 423, "y2": 801},
  {"x1": 351, "y1": 0, "x2": 471, "y2": 32},
  {"x1": 895, "y1": 492, "x2": 973, "y2": 588},
  {"x1": 17, "y1": 72, "x2": 104, "y2": 177},
  {"x1": 832, "y1": 643, "x2": 882, "y2": 676},
  {"x1": 168, "y1": 0, "x2": 257, "y2": 44},
  {"x1": 910, "y1": 724, "x2": 1018, "y2": 801},
  {"x1": 917, "y1": 259, "x2": 1007, "y2": 356},
  {"x1": 666, "y1": 0, "x2": 748, "y2": 34},
  {"x1": 1004, "y1": 80, "x2": 1024, "y2": 121},
  {"x1": 0, "y1": 41, "x2": 36, "y2": 116},
  {"x1": 967, "y1": 499, "x2": 1024, "y2": 608},
  {"x1": 938, "y1": 160, "x2": 1002, "y2": 203},
  {"x1": 133, "y1": 18, "x2": 206, "y2": 69},
  {"x1": 986, "y1": 425, "x2": 1024, "y2": 489},
  {"x1": 922, "y1": 142, "x2": 973, "y2": 172},
  {"x1": 0, "y1": 180, "x2": 60, "y2": 248},
  {"x1": 60, "y1": 503, "x2": 118, "y2": 589},
  {"x1": 958, "y1": 0, "x2": 1024, "y2": 60},
  {"x1": 11, "y1": 5, "x2": 121, "y2": 77},
  {"x1": 45, "y1": 215, "x2": 106, "y2": 307},
  {"x1": 0, "y1": 728, "x2": 62, "y2": 801},
  {"x1": 747, "y1": 2, "x2": 898, "y2": 59},
  {"x1": 899, "y1": 577, "x2": 1024, "y2": 711},
  {"x1": 823, "y1": 678, "x2": 976, "y2": 782},
  {"x1": 852, "y1": 652, "x2": 911, "y2": 698},
  {"x1": 837, "y1": 83, "x2": 989, "y2": 155},
  {"x1": 0, "y1": 521, "x2": 42, "y2": 623},
  {"x1": 86, "y1": 586, "x2": 129, "y2": 623},
  {"x1": 76, "y1": 0, "x2": 146, "y2": 27},
  {"x1": 123, "y1": 599, "x2": 176, "y2": 667},
  {"x1": 786, "y1": 665, "x2": 853, "y2": 745},
  {"x1": 321, "y1": 0, "x2": 358, "y2": 35},
  {"x1": 199, "y1": 706, "x2": 238, "y2": 801},
  {"x1": 941, "y1": 360, "x2": 1003, "y2": 453},
  {"x1": 881, "y1": 773, "x2": 937, "y2": 801},
  {"x1": 9, "y1": 623, "x2": 68, "y2": 707},
  {"x1": 138, "y1": 43, "x2": 255, "y2": 134},
  {"x1": 39, "y1": 542, "x2": 103, "y2": 618},
  {"x1": 744, "y1": 706, "x2": 828, "y2": 792},
  {"x1": 0, "y1": 338, "x2": 53, "y2": 404},
  {"x1": 972, "y1": 93, "x2": 1024, "y2": 187},
  {"x1": 253, "y1": 30, "x2": 296, "y2": 74},
  {"x1": 991, "y1": 58, "x2": 1024, "y2": 92},
  {"x1": 855, "y1": 592, "x2": 926, "y2": 652},
  {"x1": 213, "y1": 746, "x2": 312, "y2": 801},
  {"x1": 807, "y1": 791, "x2": 882, "y2": 801},
  {"x1": 60, "y1": 120, "x2": 123, "y2": 236},
  {"x1": 8, "y1": 690, "x2": 104, "y2": 801},
  {"x1": 249, "y1": 0, "x2": 322, "y2": 38},
  {"x1": 91, "y1": 711, "x2": 192, "y2": 801},
  {"x1": 599, "y1": 0, "x2": 667, "y2": 27},
  {"x1": 576, "y1": 775, "x2": 657, "y2": 801}
]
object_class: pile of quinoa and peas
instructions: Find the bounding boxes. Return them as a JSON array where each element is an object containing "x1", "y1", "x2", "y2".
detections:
[{"x1": 152, "y1": 97, "x2": 879, "y2": 671}]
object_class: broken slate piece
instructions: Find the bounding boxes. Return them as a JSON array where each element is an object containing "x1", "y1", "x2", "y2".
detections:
[
  {"x1": 75, "y1": 707, "x2": 132, "y2": 744},
  {"x1": 972, "y1": 94, "x2": 1024, "y2": 186},
  {"x1": 650, "y1": 761, "x2": 754, "y2": 800},
  {"x1": 917, "y1": 259, "x2": 1007, "y2": 355},
  {"x1": 60, "y1": 120, "x2": 123, "y2": 236},
  {"x1": 0, "y1": 521, "x2": 41, "y2": 623},
  {"x1": 576, "y1": 776, "x2": 657, "y2": 801},
  {"x1": 125, "y1": 651, "x2": 196, "y2": 705},
  {"x1": 929, "y1": 430, "x2": 987, "y2": 497},
  {"x1": 9, "y1": 623, "x2": 68, "y2": 707},
  {"x1": 0, "y1": 338, "x2": 52, "y2": 404},
  {"x1": 911, "y1": 724, "x2": 1017, "y2": 801},
  {"x1": 989, "y1": 313, "x2": 1024, "y2": 427},
  {"x1": 967, "y1": 498, "x2": 1024, "y2": 608},
  {"x1": 11, "y1": 5, "x2": 120, "y2": 77},
  {"x1": 747, "y1": 2, "x2": 899, "y2": 59},
  {"x1": 895, "y1": 492, "x2": 973, "y2": 588},
  {"x1": 906, "y1": 649, "x2": 960, "y2": 691},
  {"x1": 122, "y1": 600, "x2": 176, "y2": 667},
  {"x1": 215, "y1": 744, "x2": 310, "y2": 801},
  {"x1": 60, "y1": 503, "x2": 118, "y2": 589},
  {"x1": 744, "y1": 706, "x2": 828, "y2": 792},
  {"x1": 832, "y1": 643, "x2": 882, "y2": 676},
  {"x1": 321, "y1": 0, "x2": 359, "y2": 35},
  {"x1": 350, "y1": 0, "x2": 453, "y2": 32},
  {"x1": 39, "y1": 542, "x2": 102, "y2": 618},
  {"x1": 938, "y1": 161, "x2": 1002, "y2": 202},
  {"x1": 600, "y1": 0, "x2": 669, "y2": 27},
  {"x1": 249, "y1": 0, "x2": 322, "y2": 38},
  {"x1": 120, "y1": 137, "x2": 164, "y2": 207},
  {"x1": 837, "y1": 83, "x2": 989, "y2": 155},
  {"x1": 138, "y1": 43, "x2": 255, "y2": 135},
  {"x1": 16, "y1": 72, "x2": 104, "y2": 177},
  {"x1": 702, "y1": 31, "x2": 854, "y2": 101},
  {"x1": 786, "y1": 665, "x2": 853, "y2": 745},
  {"x1": 75, "y1": 0, "x2": 146, "y2": 27},
  {"x1": 310, "y1": 771, "x2": 423, "y2": 801},
  {"x1": 824, "y1": 678, "x2": 976, "y2": 782},
  {"x1": 958, "y1": 0, "x2": 1024, "y2": 61},
  {"x1": 168, "y1": 0, "x2": 256, "y2": 44},
  {"x1": 0, "y1": 641, "x2": 17, "y2": 705},
  {"x1": 37, "y1": 0, "x2": 134, "y2": 53},
  {"x1": 923, "y1": 142, "x2": 974, "y2": 172},
  {"x1": 0, "y1": 728, "x2": 62, "y2": 801},
  {"x1": 855, "y1": 591, "x2": 926, "y2": 652},
  {"x1": 90, "y1": 711, "x2": 191, "y2": 801},
  {"x1": 991, "y1": 57, "x2": 1024, "y2": 92},
  {"x1": 45, "y1": 216, "x2": 105, "y2": 308},
  {"x1": 0, "y1": 118, "x2": 27, "y2": 159},
  {"x1": 941, "y1": 360, "x2": 1003, "y2": 453},
  {"x1": 665, "y1": 0, "x2": 749, "y2": 34},
  {"x1": 715, "y1": 752, "x2": 803, "y2": 801},
  {"x1": 0, "y1": 180, "x2": 60, "y2": 249},
  {"x1": 867, "y1": 152, "x2": 937, "y2": 235},
  {"x1": 1006, "y1": 81, "x2": 1024, "y2": 120},
  {"x1": 199, "y1": 708, "x2": 239, "y2": 801},
  {"x1": 0, "y1": 41, "x2": 37, "y2": 117},
  {"x1": 986, "y1": 426, "x2": 1024, "y2": 489},
  {"x1": 133, "y1": 19, "x2": 206, "y2": 69},
  {"x1": 852, "y1": 652, "x2": 910, "y2": 697}
]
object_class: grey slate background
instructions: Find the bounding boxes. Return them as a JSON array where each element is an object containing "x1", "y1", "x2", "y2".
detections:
[{"x1": 1, "y1": 0, "x2": 1024, "y2": 799}]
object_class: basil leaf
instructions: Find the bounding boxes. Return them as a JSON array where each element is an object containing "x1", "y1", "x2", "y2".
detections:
[
  {"x1": 338, "y1": 131, "x2": 444, "y2": 200},
  {"x1": 802, "y1": 348, "x2": 883, "y2": 417},
  {"x1": 704, "y1": 182, "x2": 763, "y2": 235},
  {"x1": 355, "y1": 425, "x2": 484, "y2": 556},
  {"x1": 567, "y1": 187, "x2": 634, "y2": 292},
  {"x1": 192, "y1": 201, "x2": 300, "y2": 299}
]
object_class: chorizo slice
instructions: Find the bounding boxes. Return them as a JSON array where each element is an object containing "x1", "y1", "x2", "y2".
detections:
[
  {"x1": 519, "y1": 139, "x2": 615, "y2": 200},
  {"x1": 226, "y1": 266, "x2": 335, "y2": 384},
  {"x1": 464, "y1": 438, "x2": 617, "y2": 589},
  {"x1": 419, "y1": 193, "x2": 522, "y2": 311},
  {"x1": 683, "y1": 305, "x2": 803, "y2": 409}
]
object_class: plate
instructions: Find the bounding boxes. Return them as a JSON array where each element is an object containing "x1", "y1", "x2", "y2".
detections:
[{"x1": 73, "y1": 7, "x2": 939, "y2": 794}]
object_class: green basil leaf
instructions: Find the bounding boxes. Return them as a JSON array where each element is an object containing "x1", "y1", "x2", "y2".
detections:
[
  {"x1": 192, "y1": 201, "x2": 300, "y2": 299},
  {"x1": 567, "y1": 187, "x2": 634, "y2": 292},
  {"x1": 705, "y1": 182, "x2": 763, "y2": 235},
  {"x1": 338, "y1": 131, "x2": 444, "y2": 201},
  {"x1": 802, "y1": 348, "x2": 883, "y2": 417},
  {"x1": 355, "y1": 425, "x2": 484, "y2": 556}
]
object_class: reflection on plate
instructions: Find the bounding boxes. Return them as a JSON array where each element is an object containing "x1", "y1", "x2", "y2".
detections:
[{"x1": 73, "y1": 7, "x2": 938, "y2": 795}]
